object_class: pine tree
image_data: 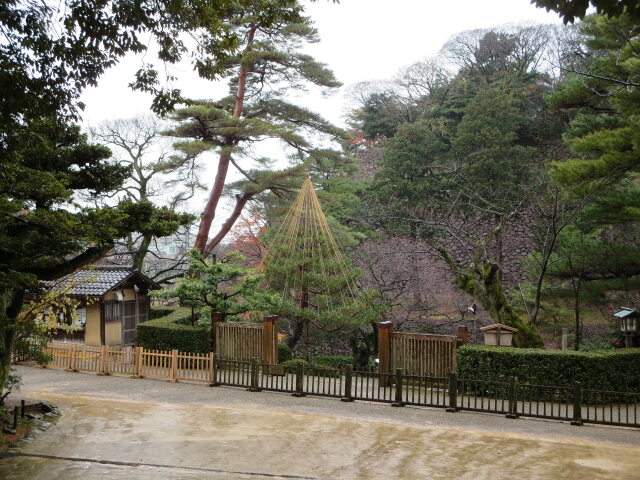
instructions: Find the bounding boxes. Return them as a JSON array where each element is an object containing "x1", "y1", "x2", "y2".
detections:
[
  {"x1": 164, "y1": 1, "x2": 345, "y2": 258},
  {"x1": 263, "y1": 177, "x2": 378, "y2": 353}
]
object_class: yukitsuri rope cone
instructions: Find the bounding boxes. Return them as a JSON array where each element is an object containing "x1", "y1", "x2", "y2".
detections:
[
  {"x1": 263, "y1": 175, "x2": 357, "y2": 309},
  {"x1": 262, "y1": 175, "x2": 371, "y2": 353}
]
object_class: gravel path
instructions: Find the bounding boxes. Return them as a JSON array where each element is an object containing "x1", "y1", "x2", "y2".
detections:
[{"x1": 9, "y1": 364, "x2": 640, "y2": 447}]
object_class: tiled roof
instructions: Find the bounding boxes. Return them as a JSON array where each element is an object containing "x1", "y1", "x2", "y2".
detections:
[{"x1": 42, "y1": 266, "x2": 159, "y2": 297}]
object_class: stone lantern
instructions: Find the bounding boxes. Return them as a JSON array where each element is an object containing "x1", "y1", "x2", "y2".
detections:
[
  {"x1": 613, "y1": 307, "x2": 638, "y2": 348},
  {"x1": 480, "y1": 323, "x2": 518, "y2": 347}
]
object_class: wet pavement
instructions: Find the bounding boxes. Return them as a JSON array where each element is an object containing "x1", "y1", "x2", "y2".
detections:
[{"x1": 1, "y1": 366, "x2": 639, "y2": 479}]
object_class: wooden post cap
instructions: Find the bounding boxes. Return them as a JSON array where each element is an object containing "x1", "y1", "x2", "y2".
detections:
[
  {"x1": 379, "y1": 321, "x2": 393, "y2": 329},
  {"x1": 264, "y1": 315, "x2": 278, "y2": 322}
]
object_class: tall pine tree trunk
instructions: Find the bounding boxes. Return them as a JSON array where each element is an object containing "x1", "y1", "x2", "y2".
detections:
[{"x1": 194, "y1": 25, "x2": 257, "y2": 255}]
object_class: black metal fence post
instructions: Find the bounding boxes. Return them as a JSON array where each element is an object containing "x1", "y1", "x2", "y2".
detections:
[
  {"x1": 571, "y1": 381, "x2": 583, "y2": 426},
  {"x1": 506, "y1": 376, "x2": 519, "y2": 419},
  {"x1": 392, "y1": 368, "x2": 405, "y2": 407},
  {"x1": 446, "y1": 372, "x2": 459, "y2": 412},
  {"x1": 341, "y1": 365, "x2": 354, "y2": 402},
  {"x1": 292, "y1": 361, "x2": 305, "y2": 397},
  {"x1": 208, "y1": 352, "x2": 220, "y2": 387},
  {"x1": 248, "y1": 357, "x2": 261, "y2": 392}
]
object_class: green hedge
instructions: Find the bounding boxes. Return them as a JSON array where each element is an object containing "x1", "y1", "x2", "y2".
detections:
[
  {"x1": 313, "y1": 355, "x2": 354, "y2": 368},
  {"x1": 282, "y1": 359, "x2": 341, "y2": 378},
  {"x1": 149, "y1": 307, "x2": 175, "y2": 320},
  {"x1": 458, "y1": 346, "x2": 640, "y2": 393},
  {"x1": 138, "y1": 307, "x2": 210, "y2": 353}
]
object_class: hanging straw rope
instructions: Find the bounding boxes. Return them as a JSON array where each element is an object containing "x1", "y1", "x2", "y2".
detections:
[{"x1": 263, "y1": 175, "x2": 358, "y2": 314}]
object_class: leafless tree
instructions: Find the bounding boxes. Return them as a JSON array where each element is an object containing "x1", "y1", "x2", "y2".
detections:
[{"x1": 90, "y1": 115, "x2": 204, "y2": 283}]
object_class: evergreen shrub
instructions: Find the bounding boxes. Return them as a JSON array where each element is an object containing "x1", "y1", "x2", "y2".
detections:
[
  {"x1": 149, "y1": 307, "x2": 174, "y2": 320},
  {"x1": 138, "y1": 308, "x2": 209, "y2": 353},
  {"x1": 313, "y1": 355, "x2": 354, "y2": 368},
  {"x1": 277, "y1": 343, "x2": 293, "y2": 363},
  {"x1": 458, "y1": 346, "x2": 640, "y2": 393},
  {"x1": 281, "y1": 359, "x2": 341, "y2": 377}
]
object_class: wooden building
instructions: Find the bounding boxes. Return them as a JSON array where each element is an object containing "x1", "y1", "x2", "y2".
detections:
[{"x1": 44, "y1": 266, "x2": 160, "y2": 346}]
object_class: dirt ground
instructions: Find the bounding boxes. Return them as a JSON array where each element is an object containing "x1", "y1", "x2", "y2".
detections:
[{"x1": 0, "y1": 366, "x2": 638, "y2": 480}]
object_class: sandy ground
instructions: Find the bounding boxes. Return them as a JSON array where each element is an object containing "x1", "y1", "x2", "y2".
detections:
[{"x1": 0, "y1": 365, "x2": 638, "y2": 479}]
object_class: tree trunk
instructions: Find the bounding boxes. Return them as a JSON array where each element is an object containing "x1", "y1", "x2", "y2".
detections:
[
  {"x1": 194, "y1": 151, "x2": 232, "y2": 252},
  {"x1": 203, "y1": 193, "x2": 253, "y2": 257},
  {"x1": 0, "y1": 287, "x2": 24, "y2": 401},
  {"x1": 572, "y1": 275, "x2": 582, "y2": 351},
  {"x1": 194, "y1": 25, "x2": 257, "y2": 256},
  {"x1": 453, "y1": 261, "x2": 544, "y2": 348},
  {"x1": 133, "y1": 233, "x2": 153, "y2": 272},
  {"x1": 286, "y1": 318, "x2": 304, "y2": 350}
]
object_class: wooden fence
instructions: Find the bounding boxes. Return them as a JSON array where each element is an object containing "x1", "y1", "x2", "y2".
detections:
[
  {"x1": 215, "y1": 316, "x2": 278, "y2": 364},
  {"x1": 378, "y1": 322, "x2": 457, "y2": 385},
  {"x1": 20, "y1": 342, "x2": 640, "y2": 429},
  {"x1": 40, "y1": 343, "x2": 217, "y2": 384}
]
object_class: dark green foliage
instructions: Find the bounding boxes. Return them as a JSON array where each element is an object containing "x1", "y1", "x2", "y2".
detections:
[
  {"x1": 0, "y1": 0, "x2": 240, "y2": 153},
  {"x1": 312, "y1": 355, "x2": 354, "y2": 368},
  {"x1": 277, "y1": 343, "x2": 293, "y2": 363},
  {"x1": 282, "y1": 359, "x2": 341, "y2": 378},
  {"x1": 282, "y1": 359, "x2": 309, "y2": 368},
  {"x1": 137, "y1": 308, "x2": 210, "y2": 353},
  {"x1": 153, "y1": 250, "x2": 280, "y2": 321},
  {"x1": 458, "y1": 345, "x2": 640, "y2": 394},
  {"x1": 532, "y1": 0, "x2": 640, "y2": 24},
  {"x1": 351, "y1": 93, "x2": 404, "y2": 139},
  {"x1": 0, "y1": 369, "x2": 20, "y2": 405},
  {"x1": 149, "y1": 307, "x2": 175, "y2": 320},
  {"x1": 370, "y1": 76, "x2": 547, "y2": 346}
]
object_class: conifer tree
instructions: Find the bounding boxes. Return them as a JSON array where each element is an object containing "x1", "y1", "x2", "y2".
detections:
[
  {"x1": 164, "y1": 1, "x2": 345, "y2": 258},
  {"x1": 263, "y1": 177, "x2": 378, "y2": 352},
  {"x1": 547, "y1": 13, "x2": 640, "y2": 285}
]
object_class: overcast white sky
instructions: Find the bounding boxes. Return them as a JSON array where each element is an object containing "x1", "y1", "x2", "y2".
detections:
[
  {"x1": 81, "y1": 0, "x2": 563, "y2": 127},
  {"x1": 79, "y1": 0, "x2": 564, "y2": 225}
]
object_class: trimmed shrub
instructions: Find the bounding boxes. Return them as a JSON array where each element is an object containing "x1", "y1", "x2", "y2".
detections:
[
  {"x1": 313, "y1": 355, "x2": 354, "y2": 368},
  {"x1": 137, "y1": 307, "x2": 210, "y2": 353},
  {"x1": 149, "y1": 307, "x2": 175, "y2": 320},
  {"x1": 278, "y1": 343, "x2": 293, "y2": 363},
  {"x1": 281, "y1": 359, "x2": 341, "y2": 377},
  {"x1": 458, "y1": 346, "x2": 640, "y2": 393},
  {"x1": 282, "y1": 359, "x2": 309, "y2": 368}
]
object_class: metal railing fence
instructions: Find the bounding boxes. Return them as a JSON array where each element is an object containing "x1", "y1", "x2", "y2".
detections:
[{"x1": 16, "y1": 343, "x2": 639, "y2": 429}]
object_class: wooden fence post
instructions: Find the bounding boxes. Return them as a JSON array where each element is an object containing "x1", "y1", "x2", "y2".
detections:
[
  {"x1": 292, "y1": 361, "x2": 305, "y2": 397},
  {"x1": 132, "y1": 346, "x2": 142, "y2": 378},
  {"x1": 571, "y1": 381, "x2": 583, "y2": 426},
  {"x1": 341, "y1": 365, "x2": 354, "y2": 402},
  {"x1": 210, "y1": 311, "x2": 223, "y2": 353},
  {"x1": 456, "y1": 325, "x2": 468, "y2": 347},
  {"x1": 506, "y1": 376, "x2": 519, "y2": 419},
  {"x1": 263, "y1": 315, "x2": 278, "y2": 364},
  {"x1": 446, "y1": 372, "x2": 459, "y2": 412},
  {"x1": 97, "y1": 345, "x2": 108, "y2": 375},
  {"x1": 67, "y1": 344, "x2": 77, "y2": 371},
  {"x1": 170, "y1": 349, "x2": 178, "y2": 382},
  {"x1": 378, "y1": 321, "x2": 393, "y2": 387},
  {"x1": 208, "y1": 352, "x2": 220, "y2": 387},
  {"x1": 392, "y1": 368, "x2": 405, "y2": 407}
]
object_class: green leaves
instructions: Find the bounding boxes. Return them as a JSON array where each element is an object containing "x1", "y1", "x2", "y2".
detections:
[{"x1": 154, "y1": 250, "x2": 281, "y2": 320}]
